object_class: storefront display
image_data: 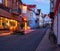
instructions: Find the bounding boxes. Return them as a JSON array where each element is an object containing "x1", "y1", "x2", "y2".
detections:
[{"x1": 0, "y1": 17, "x2": 19, "y2": 31}]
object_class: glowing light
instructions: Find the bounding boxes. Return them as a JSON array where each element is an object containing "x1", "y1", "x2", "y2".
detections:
[
  {"x1": 4, "y1": 18, "x2": 10, "y2": 26},
  {"x1": 27, "y1": 26, "x2": 31, "y2": 29},
  {"x1": 9, "y1": 20, "x2": 18, "y2": 31},
  {"x1": 0, "y1": 17, "x2": 2, "y2": 26},
  {"x1": 22, "y1": 6, "x2": 27, "y2": 13},
  {"x1": 5, "y1": 0, "x2": 8, "y2": 7},
  {"x1": 24, "y1": 22, "x2": 27, "y2": 30},
  {"x1": 0, "y1": 17, "x2": 18, "y2": 31},
  {"x1": 23, "y1": 16, "x2": 28, "y2": 30},
  {"x1": 0, "y1": 17, "x2": 3, "y2": 29},
  {"x1": 0, "y1": 31, "x2": 13, "y2": 36}
]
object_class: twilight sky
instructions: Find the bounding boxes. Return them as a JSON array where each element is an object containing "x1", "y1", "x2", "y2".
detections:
[{"x1": 22, "y1": 0, "x2": 50, "y2": 14}]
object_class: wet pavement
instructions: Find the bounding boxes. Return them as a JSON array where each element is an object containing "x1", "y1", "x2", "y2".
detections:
[{"x1": 0, "y1": 28, "x2": 48, "y2": 51}]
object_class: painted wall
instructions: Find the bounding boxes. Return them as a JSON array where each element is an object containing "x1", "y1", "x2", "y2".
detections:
[
  {"x1": 29, "y1": 12, "x2": 37, "y2": 28},
  {"x1": 57, "y1": 4, "x2": 60, "y2": 44},
  {"x1": 27, "y1": 10, "x2": 37, "y2": 28},
  {"x1": 53, "y1": 15, "x2": 57, "y2": 38}
]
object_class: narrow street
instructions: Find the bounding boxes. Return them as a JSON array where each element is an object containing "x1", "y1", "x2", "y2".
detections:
[
  {"x1": 0, "y1": 0, "x2": 60, "y2": 51},
  {"x1": 0, "y1": 28, "x2": 48, "y2": 51}
]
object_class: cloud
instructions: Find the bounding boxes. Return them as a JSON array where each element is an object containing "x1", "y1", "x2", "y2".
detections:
[{"x1": 34, "y1": 0, "x2": 50, "y2": 4}]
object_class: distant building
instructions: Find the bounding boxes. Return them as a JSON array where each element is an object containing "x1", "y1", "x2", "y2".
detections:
[
  {"x1": 44, "y1": 15, "x2": 52, "y2": 27},
  {"x1": 26, "y1": 4, "x2": 37, "y2": 28},
  {"x1": 36, "y1": 9, "x2": 43, "y2": 27}
]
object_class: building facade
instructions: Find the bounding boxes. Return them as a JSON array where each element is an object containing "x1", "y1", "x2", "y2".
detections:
[
  {"x1": 26, "y1": 5, "x2": 37, "y2": 28},
  {"x1": 50, "y1": 0, "x2": 60, "y2": 45},
  {"x1": 0, "y1": 0, "x2": 22, "y2": 31}
]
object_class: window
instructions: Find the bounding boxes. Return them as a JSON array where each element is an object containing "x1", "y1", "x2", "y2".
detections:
[
  {"x1": 0, "y1": 17, "x2": 2, "y2": 25},
  {"x1": 0, "y1": 0, "x2": 2, "y2": 3},
  {"x1": 0, "y1": 17, "x2": 1, "y2": 25},
  {"x1": 22, "y1": 6, "x2": 27, "y2": 13},
  {"x1": 9, "y1": 20, "x2": 17, "y2": 26},
  {"x1": 5, "y1": 0, "x2": 8, "y2": 7}
]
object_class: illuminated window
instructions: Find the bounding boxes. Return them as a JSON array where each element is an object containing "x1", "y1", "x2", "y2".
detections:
[
  {"x1": 5, "y1": 0, "x2": 8, "y2": 7},
  {"x1": 22, "y1": 6, "x2": 27, "y2": 13},
  {"x1": 0, "y1": 17, "x2": 1, "y2": 25},
  {"x1": 9, "y1": 20, "x2": 17, "y2": 27},
  {"x1": 0, "y1": 17, "x2": 2, "y2": 25},
  {"x1": 10, "y1": 21, "x2": 16, "y2": 26}
]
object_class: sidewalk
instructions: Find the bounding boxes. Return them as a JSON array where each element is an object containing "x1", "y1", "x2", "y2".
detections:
[
  {"x1": 0, "y1": 30, "x2": 13, "y2": 36},
  {"x1": 35, "y1": 29, "x2": 60, "y2": 51}
]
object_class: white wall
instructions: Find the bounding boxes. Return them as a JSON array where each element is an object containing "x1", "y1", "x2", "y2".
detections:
[
  {"x1": 26, "y1": 9, "x2": 37, "y2": 28},
  {"x1": 57, "y1": 4, "x2": 60, "y2": 44}
]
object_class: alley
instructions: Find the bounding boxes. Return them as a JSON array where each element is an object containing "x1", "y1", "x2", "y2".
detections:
[{"x1": 0, "y1": 28, "x2": 48, "y2": 51}]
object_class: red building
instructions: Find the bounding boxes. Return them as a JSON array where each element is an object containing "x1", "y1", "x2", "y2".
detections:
[
  {"x1": 50, "y1": 0, "x2": 60, "y2": 45},
  {"x1": 0, "y1": 0, "x2": 23, "y2": 31}
]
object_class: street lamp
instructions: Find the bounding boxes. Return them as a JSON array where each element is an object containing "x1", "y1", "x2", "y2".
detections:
[{"x1": 22, "y1": 5, "x2": 28, "y2": 30}]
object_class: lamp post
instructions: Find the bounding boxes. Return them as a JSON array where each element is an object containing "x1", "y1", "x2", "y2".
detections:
[
  {"x1": 22, "y1": 5, "x2": 27, "y2": 14},
  {"x1": 22, "y1": 5, "x2": 27, "y2": 30}
]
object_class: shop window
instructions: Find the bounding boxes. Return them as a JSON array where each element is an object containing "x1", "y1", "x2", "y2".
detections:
[
  {"x1": 0, "y1": 17, "x2": 2, "y2": 25},
  {"x1": 0, "y1": 20, "x2": 1, "y2": 25},
  {"x1": 9, "y1": 20, "x2": 17, "y2": 27},
  {"x1": 0, "y1": 17, "x2": 1, "y2": 20},
  {"x1": 10, "y1": 21, "x2": 16, "y2": 26}
]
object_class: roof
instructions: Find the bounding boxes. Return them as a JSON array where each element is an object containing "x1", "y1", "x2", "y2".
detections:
[{"x1": 22, "y1": 4, "x2": 36, "y2": 11}]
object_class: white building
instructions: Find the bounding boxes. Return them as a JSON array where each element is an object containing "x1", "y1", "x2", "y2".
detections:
[
  {"x1": 26, "y1": 5, "x2": 37, "y2": 28},
  {"x1": 36, "y1": 9, "x2": 44, "y2": 27},
  {"x1": 44, "y1": 15, "x2": 52, "y2": 27},
  {"x1": 39, "y1": 12, "x2": 43, "y2": 27}
]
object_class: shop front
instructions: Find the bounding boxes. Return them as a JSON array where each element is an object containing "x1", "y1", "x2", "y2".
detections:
[
  {"x1": 0, "y1": 17, "x2": 20, "y2": 31},
  {"x1": 0, "y1": 9, "x2": 20, "y2": 31}
]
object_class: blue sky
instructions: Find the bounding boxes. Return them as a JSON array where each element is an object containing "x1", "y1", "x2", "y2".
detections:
[{"x1": 22, "y1": 0, "x2": 50, "y2": 14}]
